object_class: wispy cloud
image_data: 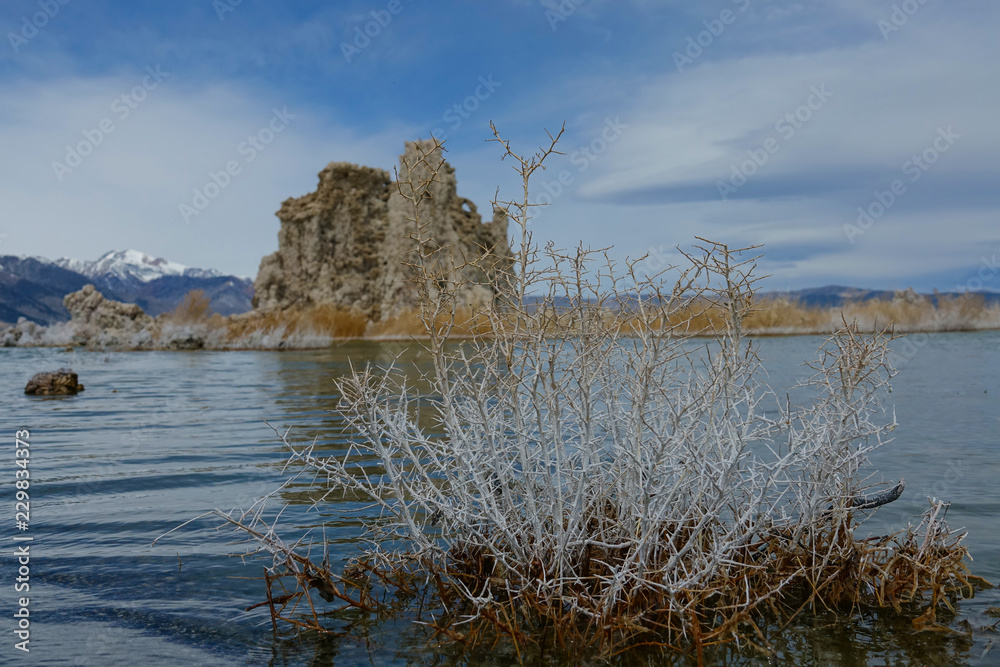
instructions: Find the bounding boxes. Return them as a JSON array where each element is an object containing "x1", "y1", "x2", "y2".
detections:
[
  {"x1": 0, "y1": 72, "x2": 410, "y2": 275},
  {"x1": 0, "y1": 0, "x2": 996, "y2": 291}
]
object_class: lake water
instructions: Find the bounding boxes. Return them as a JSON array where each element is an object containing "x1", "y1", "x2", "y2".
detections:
[{"x1": 1, "y1": 332, "x2": 998, "y2": 666}]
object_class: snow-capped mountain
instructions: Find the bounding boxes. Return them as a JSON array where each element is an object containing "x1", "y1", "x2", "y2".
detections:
[
  {"x1": 1, "y1": 250, "x2": 254, "y2": 325},
  {"x1": 55, "y1": 249, "x2": 223, "y2": 285}
]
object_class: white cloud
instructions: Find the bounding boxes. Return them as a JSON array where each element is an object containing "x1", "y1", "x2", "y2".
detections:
[
  {"x1": 0, "y1": 71, "x2": 412, "y2": 276},
  {"x1": 495, "y1": 4, "x2": 1000, "y2": 290},
  {"x1": 582, "y1": 26, "x2": 999, "y2": 202},
  {"x1": 2, "y1": 0, "x2": 995, "y2": 293}
]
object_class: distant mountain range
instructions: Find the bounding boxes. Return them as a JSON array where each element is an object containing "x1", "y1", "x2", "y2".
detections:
[
  {"x1": 0, "y1": 250, "x2": 254, "y2": 326},
  {"x1": 759, "y1": 285, "x2": 1000, "y2": 308},
  {"x1": 526, "y1": 285, "x2": 1000, "y2": 313},
  {"x1": 2, "y1": 250, "x2": 997, "y2": 328}
]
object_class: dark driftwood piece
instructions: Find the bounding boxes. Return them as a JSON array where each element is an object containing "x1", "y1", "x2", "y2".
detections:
[
  {"x1": 818, "y1": 480, "x2": 905, "y2": 522},
  {"x1": 848, "y1": 479, "x2": 905, "y2": 510}
]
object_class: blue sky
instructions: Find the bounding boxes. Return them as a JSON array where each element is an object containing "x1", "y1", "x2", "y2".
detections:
[{"x1": 1, "y1": 0, "x2": 997, "y2": 293}]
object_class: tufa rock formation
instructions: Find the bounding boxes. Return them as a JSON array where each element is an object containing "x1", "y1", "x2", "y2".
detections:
[
  {"x1": 63, "y1": 284, "x2": 157, "y2": 348},
  {"x1": 2, "y1": 286, "x2": 221, "y2": 350},
  {"x1": 1, "y1": 318, "x2": 45, "y2": 347},
  {"x1": 891, "y1": 287, "x2": 928, "y2": 306},
  {"x1": 25, "y1": 368, "x2": 84, "y2": 395},
  {"x1": 252, "y1": 140, "x2": 511, "y2": 321}
]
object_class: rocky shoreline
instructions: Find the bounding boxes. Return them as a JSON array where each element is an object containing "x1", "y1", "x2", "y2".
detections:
[
  {"x1": 1, "y1": 285, "x2": 217, "y2": 350},
  {"x1": 4, "y1": 282, "x2": 1000, "y2": 352},
  {"x1": 0, "y1": 284, "x2": 356, "y2": 350}
]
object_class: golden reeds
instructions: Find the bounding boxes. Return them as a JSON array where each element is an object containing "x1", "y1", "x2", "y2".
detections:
[
  {"x1": 161, "y1": 284, "x2": 999, "y2": 350},
  {"x1": 225, "y1": 303, "x2": 369, "y2": 341}
]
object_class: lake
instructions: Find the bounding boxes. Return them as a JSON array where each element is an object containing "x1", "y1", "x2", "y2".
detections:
[{"x1": 2, "y1": 332, "x2": 998, "y2": 666}]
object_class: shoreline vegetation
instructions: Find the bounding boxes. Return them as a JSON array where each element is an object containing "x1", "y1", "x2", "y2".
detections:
[
  {"x1": 172, "y1": 131, "x2": 990, "y2": 663},
  {"x1": 2, "y1": 285, "x2": 998, "y2": 351}
]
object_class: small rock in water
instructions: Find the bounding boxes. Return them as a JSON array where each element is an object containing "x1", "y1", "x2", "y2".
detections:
[
  {"x1": 24, "y1": 368, "x2": 85, "y2": 396},
  {"x1": 166, "y1": 333, "x2": 205, "y2": 351}
]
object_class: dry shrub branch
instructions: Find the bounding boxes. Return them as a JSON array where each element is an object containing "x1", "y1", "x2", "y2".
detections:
[{"x1": 214, "y1": 131, "x2": 988, "y2": 661}]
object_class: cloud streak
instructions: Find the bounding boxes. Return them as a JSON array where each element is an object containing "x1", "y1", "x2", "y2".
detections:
[{"x1": 0, "y1": 0, "x2": 996, "y2": 293}]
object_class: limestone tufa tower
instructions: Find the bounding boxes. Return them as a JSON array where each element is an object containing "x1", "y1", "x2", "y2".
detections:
[{"x1": 252, "y1": 140, "x2": 511, "y2": 321}]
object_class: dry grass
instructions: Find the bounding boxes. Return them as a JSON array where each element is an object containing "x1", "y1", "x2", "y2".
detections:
[
  {"x1": 217, "y1": 293, "x2": 1000, "y2": 348},
  {"x1": 162, "y1": 288, "x2": 998, "y2": 350},
  {"x1": 624, "y1": 293, "x2": 1000, "y2": 337},
  {"x1": 168, "y1": 289, "x2": 214, "y2": 324},
  {"x1": 745, "y1": 297, "x2": 839, "y2": 333},
  {"x1": 841, "y1": 292, "x2": 999, "y2": 333},
  {"x1": 218, "y1": 304, "x2": 487, "y2": 346},
  {"x1": 165, "y1": 289, "x2": 228, "y2": 330},
  {"x1": 224, "y1": 303, "x2": 369, "y2": 343},
  {"x1": 367, "y1": 305, "x2": 492, "y2": 338}
]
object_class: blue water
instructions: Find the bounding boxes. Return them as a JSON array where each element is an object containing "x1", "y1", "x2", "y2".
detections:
[{"x1": 1, "y1": 333, "x2": 998, "y2": 666}]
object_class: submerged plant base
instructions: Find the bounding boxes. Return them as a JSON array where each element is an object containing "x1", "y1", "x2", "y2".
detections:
[{"x1": 230, "y1": 495, "x2": 989, "y2": 663}]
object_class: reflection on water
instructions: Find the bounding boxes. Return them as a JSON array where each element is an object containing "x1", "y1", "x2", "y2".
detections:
[{"x1": 0, "y1": 331, "x2": 997, "y2": 665}]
